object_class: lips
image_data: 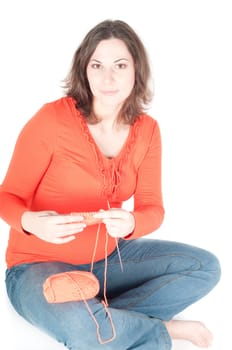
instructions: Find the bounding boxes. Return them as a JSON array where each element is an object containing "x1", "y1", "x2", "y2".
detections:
[{"x1": 101, "y1": 90, "x2": 118, "y2": 95}]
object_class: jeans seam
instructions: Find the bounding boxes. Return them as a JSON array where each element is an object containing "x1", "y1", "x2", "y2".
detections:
[
  {"x1": 107, "y1": 253, "x2": 203, "y2": 268},
  {"x1": 110, "y1": 254, "x2": 203, "y2": 310}
]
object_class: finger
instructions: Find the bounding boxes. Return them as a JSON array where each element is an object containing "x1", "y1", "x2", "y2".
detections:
[
  {"x1": 38, "y1": 211, "x2": 58, "y2": 217},
  {"x1": 53, "y1": 235, "x2": 76, "y2": 244},
  {"x1": 68, "y1": 213, "x2": 86, "y2": 221},
  {"x1": 55, "y1": 225, "x2": 86, "y2": 236},
  {"x1": 108, "y1": 209, "x2": 128, "y2": 218},
  {"x1": 102, "y1": 218, "x2": 122, "y2": 227},
  {"x1": 50, "y1": 215, "x2": 85, "y2": 225},
  {"x1": 95, "y1": 209, "x2": 128, "y2": 220},
  {"x1": 106, "y1": 227, "x2": 120, "y2": 237},
  {"x1": 105, "y1": 221, "x2": 119, "y2": 231}
]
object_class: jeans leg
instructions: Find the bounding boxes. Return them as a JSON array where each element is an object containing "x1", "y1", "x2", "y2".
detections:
[
  {"x1": 98, "y1": 239, "x2": 221, "y2": 320},
  {"x1": 5, "y1": 261, "x2": 171, "y2": 350}
]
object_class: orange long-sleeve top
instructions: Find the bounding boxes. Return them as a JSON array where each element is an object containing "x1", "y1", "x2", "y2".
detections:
[{"x1": 0, "y1": 97, "x2": 164, "y2": 268}]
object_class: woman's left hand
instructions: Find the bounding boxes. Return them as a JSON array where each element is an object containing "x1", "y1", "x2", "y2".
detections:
[{"x1": 93, "y1": 208, "x2": 135, "y2": 238}]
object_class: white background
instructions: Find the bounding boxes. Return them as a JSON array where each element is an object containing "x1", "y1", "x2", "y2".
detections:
[{"x1": 0, "y1": 1, "x2": 231, "y2": 349}]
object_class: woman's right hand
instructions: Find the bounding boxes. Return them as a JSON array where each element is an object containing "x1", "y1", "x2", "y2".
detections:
[{"x1": 21, "y1": 210, "x2": 86, "y2": 244}]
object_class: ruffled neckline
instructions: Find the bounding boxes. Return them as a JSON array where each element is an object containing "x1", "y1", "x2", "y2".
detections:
[{"x1": 70, "y1": 98, "x2": 141, "y2": 200}]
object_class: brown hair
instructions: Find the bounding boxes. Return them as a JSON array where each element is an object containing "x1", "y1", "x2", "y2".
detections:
[{"x1": 64, "y1": 19, "x2": 153, "y2": 124}]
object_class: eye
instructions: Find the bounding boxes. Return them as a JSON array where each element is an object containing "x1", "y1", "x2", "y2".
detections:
[
  {"x1": 114, "y1": 63, "x2": 127, "y2": 70},
  {"x1": 90, "y1": 63, "x2": 102, "y2": 69}
]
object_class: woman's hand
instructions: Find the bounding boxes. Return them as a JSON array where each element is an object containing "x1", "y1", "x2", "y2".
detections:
[
  {"x1": 94, "y1": 208, "x2": 135, "y2": 238},
  {"x1": 21, "y1": 210, "x2": 86, "y2": 244}
]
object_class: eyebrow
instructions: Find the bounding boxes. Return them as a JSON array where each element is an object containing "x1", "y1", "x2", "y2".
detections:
[
  {"x1": 89, "y1": 58, "x2": 129, "y2": 63},
  {"x1": 114, "y1": 58, "x2": 129, "y2": 62}
]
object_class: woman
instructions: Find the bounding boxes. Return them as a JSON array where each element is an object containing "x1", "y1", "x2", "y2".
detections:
[{"x1": 0, "y1": 19, "x2": 220, "y2": 349}]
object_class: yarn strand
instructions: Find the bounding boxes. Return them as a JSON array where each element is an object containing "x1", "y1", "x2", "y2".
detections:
[
  {"x1": 106, "y1": 200, "x2": 124, "y2": 272},
  {"x1": 84, "y1": 201, "x2": 126, "y2": 344}
]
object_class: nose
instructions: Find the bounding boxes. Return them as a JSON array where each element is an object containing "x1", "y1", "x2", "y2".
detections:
[{"x1": 102, "y1": 68, "x2": 115, "y2": 83}]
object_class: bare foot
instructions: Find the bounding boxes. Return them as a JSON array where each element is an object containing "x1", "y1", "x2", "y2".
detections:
[{"x1": 164, "y1": 319, "x2": 213, "y2": 348}]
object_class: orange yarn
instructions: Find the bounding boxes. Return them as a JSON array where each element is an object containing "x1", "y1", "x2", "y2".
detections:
[
  {"x1": 43, "y1": 271, "x2": 100, "y2": 303},
  {"x1": 42, "y1": 203, "x2": 123, "y2": 344},
  {"x1": 43, "y1": 267, "x2": 116, "y2": 344},
  {"x1": 70, "y1": 211, "x2": 103, "y2": 226}
]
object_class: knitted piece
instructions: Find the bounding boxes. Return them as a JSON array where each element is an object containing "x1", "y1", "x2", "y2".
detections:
[
  {"x1": 70, "y1": 211, "x2": 103, "y2": 226},
  {"x1": 43, "y1": 271, "x2": 100, "y2": 303}
]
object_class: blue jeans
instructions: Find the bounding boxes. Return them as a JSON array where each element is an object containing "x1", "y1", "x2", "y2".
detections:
[{"x1": 5, "y1": 239, "x2": 221, "y2": 350}]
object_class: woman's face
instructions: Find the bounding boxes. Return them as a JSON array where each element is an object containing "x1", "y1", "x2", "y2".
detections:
[{"x1": 86, "y1": 38, "x2": 135, "y2": 110}]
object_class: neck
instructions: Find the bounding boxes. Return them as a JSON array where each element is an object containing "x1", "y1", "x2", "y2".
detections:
[
  {"x1": 96, "y1": 118, "x2": 119, "y2": 132},
  {"x1": 92, "y1": 100, "x2": 122, "y2": 124}
]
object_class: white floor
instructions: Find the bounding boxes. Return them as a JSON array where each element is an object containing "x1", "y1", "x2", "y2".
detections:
[
  {"x1": 0, "y1": 220, "x2": 229, "y2": 350},
  {"x1": 0, "y1": 1, "x2": 231, "y2": 348}
]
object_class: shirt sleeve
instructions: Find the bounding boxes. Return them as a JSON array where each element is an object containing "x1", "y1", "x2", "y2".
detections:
[
  {"x1": 126, "y1": 120, "x2": 165, "y2": 239},
  {"x1": 0, "y1": 104, "x2": 57, "y2": 232}
]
